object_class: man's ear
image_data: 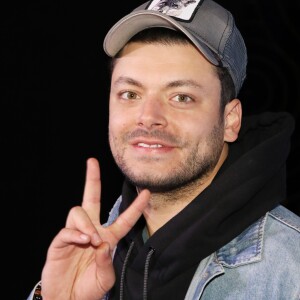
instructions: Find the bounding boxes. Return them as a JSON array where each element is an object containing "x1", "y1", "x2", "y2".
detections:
[{"x1": 223, "y1": 99, "x2": 242, "y2": 142}]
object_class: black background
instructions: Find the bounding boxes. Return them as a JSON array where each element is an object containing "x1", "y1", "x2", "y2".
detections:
[{"x1": 2, "y1": 0, "x2": 300, "y2": 298}]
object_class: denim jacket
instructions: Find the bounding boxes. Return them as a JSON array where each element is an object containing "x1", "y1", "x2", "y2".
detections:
[
  {"x1": 27, "y1": 203, "x2": 300, "y2": 300},
  {"x1": 184, "y1": 204, "x2": 300, "y2": 299}
]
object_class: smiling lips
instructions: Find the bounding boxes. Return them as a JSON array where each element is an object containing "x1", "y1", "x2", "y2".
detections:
[
  {"x1": 129, "y1": 134, "x2": 177, "y2": 152},
  {"x1": 134, "y1": 141, "x2": 174, "y2": 155},
  {"x1": 138, "y1": 143, "x2": 163, "y2": 148}
]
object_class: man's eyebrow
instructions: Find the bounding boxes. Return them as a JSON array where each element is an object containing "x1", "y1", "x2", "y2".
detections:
[
  {"x1": 167, "y1": 79, "x2": 204, "y2": 90},
  {"x1": 113, "y1": 76, "x2": 143, "y2": 88},
  {"x1": 113, "y1": 77, "x2": 203, "y2": 90}
]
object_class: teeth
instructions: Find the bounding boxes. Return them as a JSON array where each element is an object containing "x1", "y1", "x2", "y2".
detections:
[{"x1": 138, "y1": 143, "x2": 163, "y2": 148}]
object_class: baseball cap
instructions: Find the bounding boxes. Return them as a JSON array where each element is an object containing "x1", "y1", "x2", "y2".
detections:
[{"x1": 103, "y1": 0, "x2": 247, "y2": 97}]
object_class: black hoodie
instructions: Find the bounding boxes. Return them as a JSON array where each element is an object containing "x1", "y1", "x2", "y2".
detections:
[{"x1": 108, "y1": 111, "x2": 295, "y2": 300}]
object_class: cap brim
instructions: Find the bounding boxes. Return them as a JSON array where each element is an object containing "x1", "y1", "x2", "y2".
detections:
[{"x1": 103, "y1": 10, "x2": 219, "y2": 65}]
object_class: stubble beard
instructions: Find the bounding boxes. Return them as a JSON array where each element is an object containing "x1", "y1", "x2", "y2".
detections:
[{"x1": 110, "y1": 124, "x2": 225, "y2": 194}]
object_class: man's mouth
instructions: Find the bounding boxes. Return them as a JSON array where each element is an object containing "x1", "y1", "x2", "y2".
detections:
[{"x1": 138, "y1": 143, "x2": 163, "y2": 148}]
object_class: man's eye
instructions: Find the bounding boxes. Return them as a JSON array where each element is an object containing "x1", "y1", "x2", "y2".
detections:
[
  {"x1": 122, "y1": 91, "x2": 138, "y2": 100},
  {"x1": 174, "y1": 94, "x2": 192, "y2": 102}
]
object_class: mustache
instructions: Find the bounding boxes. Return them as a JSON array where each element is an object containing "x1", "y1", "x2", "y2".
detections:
[{"x1": 125, "y1": 129, "x2": 180, "y2": 144}]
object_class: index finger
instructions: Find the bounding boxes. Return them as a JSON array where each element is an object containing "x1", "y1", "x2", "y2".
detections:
[
  {"x1": 82, "y1": 157, "x2": 101, "y2": 223},
  {"x1": 108, "y1": 189, "x2": 150, "y2": 242}
]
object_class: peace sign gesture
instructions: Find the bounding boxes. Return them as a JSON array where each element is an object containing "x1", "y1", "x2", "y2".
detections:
[{"x1": 40, "y1": 157, "x2": 150, "y2": 300}]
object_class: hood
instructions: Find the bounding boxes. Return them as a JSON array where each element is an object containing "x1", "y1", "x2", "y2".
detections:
[{"x1": 109, "y1": 111, "x2": 295, "y2": 299}]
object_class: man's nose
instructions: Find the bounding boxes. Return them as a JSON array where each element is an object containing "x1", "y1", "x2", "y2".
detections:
[{"x1": 137, "y1": 98, "x2": 168, "y2": 129}]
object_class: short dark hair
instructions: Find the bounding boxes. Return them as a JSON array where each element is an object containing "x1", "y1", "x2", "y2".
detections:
[{"x1": 109, "y1": 27, "x2": 235, "y2": 112}]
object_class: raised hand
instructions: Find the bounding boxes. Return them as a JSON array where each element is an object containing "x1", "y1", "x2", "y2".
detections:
[{"x1": 40, "y1": 157, "x2": 150, "y2": 300}]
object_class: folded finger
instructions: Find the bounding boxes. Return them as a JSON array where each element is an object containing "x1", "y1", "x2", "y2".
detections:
[{"x1": 65, "y1": 206, "x2": 102, "y2": 246}]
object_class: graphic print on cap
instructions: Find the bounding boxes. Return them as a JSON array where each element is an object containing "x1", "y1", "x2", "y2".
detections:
[{"x1": 146, "y1": 0, "x2": 204, "y2": 21}]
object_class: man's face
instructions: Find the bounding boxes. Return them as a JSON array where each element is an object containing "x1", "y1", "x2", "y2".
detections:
[{"x1": 108, "y1": 41, "x2": 226, "y2": 193}]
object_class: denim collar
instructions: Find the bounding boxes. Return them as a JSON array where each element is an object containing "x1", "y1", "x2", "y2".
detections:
[{"x1": 216, "y1": 213, "x2": 267, "y2": 267}]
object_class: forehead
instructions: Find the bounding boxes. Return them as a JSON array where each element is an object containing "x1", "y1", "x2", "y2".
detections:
[{"x1": 112, "y1": 41, "x2": 218, "y2": 79}]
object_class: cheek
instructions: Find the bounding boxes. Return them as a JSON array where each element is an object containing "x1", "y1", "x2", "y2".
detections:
[
  {"x1": 109, "y1": 109, "x2": 127, "y2": 133},
  {"x1": 108, "y1": 112, "x2": 129, "y2": 152},
  {"x1": 108, "y1": 122, "x2": 120, "y2": 151},
  {"x1": 186, "y1": 115, "x2": 213, "y2": 136},
  {"x1": 186, "y1": 117, "x2": 223, "y2": 145},
  {"x1": 108, "y1": 128, "x2": 119, "y2": 160}
]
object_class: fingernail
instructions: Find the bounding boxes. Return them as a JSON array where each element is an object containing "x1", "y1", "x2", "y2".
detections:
[
  {"x1": 80, "y1": 234, "x2": 89, "y2": 241},
  {"x1": 93, "y1": 233, "x2": 102, "y2": 245}
]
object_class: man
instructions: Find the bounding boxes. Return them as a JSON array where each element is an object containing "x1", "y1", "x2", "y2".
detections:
[{"x1": 27, "y1": 0, "x2": 300, "y2": 299}]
